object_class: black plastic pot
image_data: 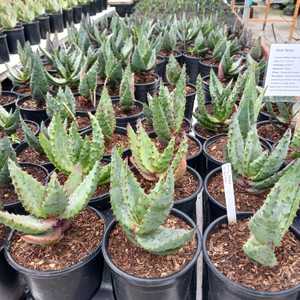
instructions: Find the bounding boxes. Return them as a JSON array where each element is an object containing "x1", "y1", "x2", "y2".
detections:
[
  {"x1": 257, "y1": 120, "x2": 284, "y2": 146},
  {"x1": 115, "y1": 4, "x2": 135, "y2": 17},
  {"x1": 155, "y1": 58, "x2": 166, "y2": 81},
  {"x1": 37, "y1": 15, "x2": 50, "y2": 40},
  {"x1": 5, "y1": 207, "x2": 105, "y2": 300},
  {"x1": 4, "y1": 27, "x2": 25, "y2": 54},
  {"x1": 95, "y1": 0, "x2": 103, "y2": 12},
  {"x1": 198, "y1": 59, "x2": 218, "y2": 78},
  {"x1": 0, "y1": 237, "x2": 24, "y2": 300},
  {"x1": 73, "y1": 6, "x2": 83, "y2": 24},
  {"x1": 89, "y1": 1, "x2": 97, "y2": 16},
  {"x1": 134, "y1": 73, "x2": 159, "y2": 103},
  {"x1": 23, "y1": 21, "x2": 41, "y2": 45},
  {"x1": 0, "y1": 34, "x2": 10, "y2": 64},
  {"x1": 202, "y1": 75, "x2": 211, "y2": 103},
  {"x1": 174, "y1": 166, "x2": 202, "y2": 222},
  {"x1": 4, "y1": 163, "x2": 48, "y2": 215},
  {"x1": 186, "y1": 134, "x2": 203, "y2": 175},
  {"x1": 103, "y1": 208, "x2": 201, "y2": 300},
  {"x1": 0, "y1": 91, "x2": 18, "y2": 111},
  {"x1": 183, "y1": 54, "x2": 200, "y2": 84},
  {"x1": 82, "y1": 3, "x2": 90, "y2": 16},
  {"x1": 16, "y1": 96, "x2": 48, "y2": 124},
  {"x1": 185, "y1": 83, "x2": 196, "y2": 120},
  {"x1": 63, "y1": 9, "x2": 74, "y2": 27},
  {"x1": 203, "y1": 213, "x2": 300, "y2": 300},
  {"x1": 49, "y1": 12, "x2": 64, "y2": 33},
  {"x1": 113, "y1": 99, "x2": 144, "y2": 129},
  {"x1": 157, "y1": 53, "x2": 182, "y2": 82},
  {"x1": 103, "y1": 0, "x2": 107, "y2": 10}
]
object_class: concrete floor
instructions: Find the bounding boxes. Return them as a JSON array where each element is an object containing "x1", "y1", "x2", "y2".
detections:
[{"x1": 245, "y1": 4, "x2": 300, "y2": 43}]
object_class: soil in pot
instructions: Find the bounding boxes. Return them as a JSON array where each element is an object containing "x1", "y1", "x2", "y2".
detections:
[
  {"x1": 207, "y1": 218, "x2": 300, "y2": 292},
  {"x1": 257, "y1": 121, "x2": 286, "y2": 144},
  {"x1": 9, "y1": 208, "x2": 104, "y2": 271},
  {"x1": 113, "y1": 102, "x2": 143, "y2": 118},
  {"x1": 75, "y1": 114, "x2": 91, "y2": 131},
  {"x1": 206, "y1": 135, "x2": 228, "y2": 163},
  {"x1": 0, "y1": 121, "x2": 38, "y2": 143},
  {"x1": 13, "y1": 85, "x2": 31, "y2": 96},
  {"x1": 0, "y1": 164, "x2": 48, "y2": 206},
  {"x1": 0, "y1": 225, "x2": 7, "y2": 247},
  {"x1": 134, "y1": 72, "x2": 159, "y2": 102},
  {"x1": 97, "y1": 81, "x2": 120, "y2": 98},
  {"x1": 165, "y1": 82, "x2": 196, "y2": 96},
  {"x1": 75, "y1": 95, "x2": 98, "y2": 112},
  {"x1": 0, "y1": 93, "x2": 17, "y2": 107},
  {"x1": 135, "y1": 72, "x2": 157, "y2": 84},
  {"x1": 108, "y1": 214, "x2": 197, "y2": 278},
  {"x1": 18, "y1": 98, "x2": 46, "y2": 110},
  {"x1": 207, "y1": 171, "x2": 269, "y2": 213},
  {"x1": 16, "y1": 146, "x2": 49, "y2": 165}
]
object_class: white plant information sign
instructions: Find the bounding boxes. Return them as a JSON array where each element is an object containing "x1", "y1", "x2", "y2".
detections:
[
  {"x1": 265, "y1": 44, "x2": 300, "y2": 97},
  {"x1": 222, "y1": 163, "x2": 237, "y2": 224}
]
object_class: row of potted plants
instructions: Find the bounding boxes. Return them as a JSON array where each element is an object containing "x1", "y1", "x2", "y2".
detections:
[
  {"x1": 0, "y1": 0, "x2": 108, "y2": 62},
  {"x1": 0, "y1": 12, "x2": 299, "y2": 300}
]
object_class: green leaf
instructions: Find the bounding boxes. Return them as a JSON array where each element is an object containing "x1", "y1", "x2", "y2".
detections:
[{"x1": 20, "y1": 118, "x2": 43, "y2": 153}]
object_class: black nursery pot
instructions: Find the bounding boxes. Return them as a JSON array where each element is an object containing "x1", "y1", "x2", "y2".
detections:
[
  {"x1": 16, "y1": 96, "x2": 48, "y2": 124},
  {"x1": 82, "y1": 3, "x2": 90, "y2": 16},
  {"x1": 183, "y1": 54, "x2": 200, "y2": 84},
  {"x1": 198, "y1": 59, "x2": 218, "y2": 78},
  {"x1": 157, "y1": 53, "x2": 183, "y2": 82},
  {"x1": 0, "y1": 34, "x2": 10, "y2": 64},
  {"x1": 134, "y1": 73, "x2": 159, "y2": 103},
  {"x1": 113, "y1": 99, "x2": 144, "y2": 129},
  {"x1": 0, "y1": 91, "x2": 18, "y2": 111},
  {"x1": 0, "y1": 239, "x2": 24, "y2": 300},
  {"x1": 202, "y1": 75, "x2": 211, "y2": 103},
  {"x1": 4, "y1": 26, "x2": 25, "y2": 54},
  {"x1": 5, "y1": 207, "x2": 105, "y2": 300},
  {"x1": 186, "y1": 134, "x2": 203, "y2": 176},
  {"x1": 37, "y1": 15, "x2": 50, "y2": 40},
  {"x1": 73, "y1": 6, "x2": 83, "y2": 24},
  {"x1": 63, "y1": 9, "x2": 74, "y2": 27},
  {"x1": 49, "y1": 12, "x2": 64, "y2": 33},
  {"x1": 185, "y1": 83, "x2": 196, "y2": 120},
  {"x1": 89, "y1": 1, "x2": 97, "y2": 16},
  {"x1": 4, "y1": 163, "x2": 48, "y2": 215},
  {"x1": 95, "y1": 0, "x2": 103, "y2": 12},
  {"x1": 103, "y1": 0, "x2": 107, "y2": 10},
  {"x1": 102, "y1": 208, "x2": 201, "y2": 300},
  {"x1": 203, "y1": 213, "x2": 300, "y2": 300},
  {"x1": 155, "y1": 58, "x2": 166, "y2": 81},
  {"x1": 23, "y1": 21, "x2": 41, "y2": 45},
  {"x1": 174, "y1": 166, "x2": 202, "y2": 222}
]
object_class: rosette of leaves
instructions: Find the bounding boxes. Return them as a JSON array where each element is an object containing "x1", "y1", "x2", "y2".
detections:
[
  {"x1": 0, "y1": 106, "x2": 20, "y2": 136},
  {"x1": 38, "y1": 114, "x2": 110, "y2": 184},
  {"x1": 188, "y1": 30, "x2": 208, "y2": 57},
  {"x1": 42, "y1": 0, "x2": 62, "y2": 13},
  {"x1": 28, "y1": 0, "x2": 46, "y2": 18},
  {"x1": 243, "y1": 158, "x2": 300, "y2": 267},
  {"x1": 212, "y1": 37, "x2": 240, "y2": 63},
  {"x1": 110, "y1": 149, "x2": 194, "y2": 255},
  {"x1": 227, "y1": 71, "x2": 292, "y2": 192},
  {"x1": 0, "y1": 159, "x2": 99, "y2": 245},
  {"x1": 118, "y1": 65, "x2": 135, "y2": 113},
  {"x1": 7, "y1": 42, "x2": 34, "y2": 87},
  {"x1": 15, "y1": 0, "x2": 36, "y2": 23},
  {"x1": 165, "y1": 55, "x2": 182, "y2": 86},
  {"x1": 0, "y1": 2, "x2": 18, "y2": 29},
  {"x1": 67, "y1": 21, "x2": 92, "y2": 54},
  {"x1": 144, "y1": 69, "x2": 186, "y2": 144},
  {"x1": 193, "y1": 70, "x2": 245, "y2": 133},
  {"x1": 0, "y1": 137, "x2": 16, "y2": 187},
  {"x1": 46, "y1": 86, "x2": 76, "y2": 120},
  {"x1": 128, "y1": 121, "x2": 188, "y2": 182},
  {"x1": 217, "y1": 44, "x2": 245, "y2": 81},
  {"x1": 159, "y1": 24, "x2": 177, "y2": 56}
]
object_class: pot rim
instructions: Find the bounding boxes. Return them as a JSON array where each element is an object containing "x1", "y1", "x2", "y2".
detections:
[
  {"x1": 112, "y1": 99, "x2": 144, "y2": 121},
  {"x1": 203, "y1": 213, "x2": 300, "y2": 297},
  {"x1": 16, "y1": 96, "x2": 46, "y2": 113},
  {"x1": 187, "y1": 133, "x2": 202, "y2": 160},
  {"x1": 134, "y1": 72, "x2": 159, "y2": 87},
  {"x1": 4, "y1": 26, "x2": 24, "y2": 32},
  {"x1": 0, "y1": 91, "x2": 18, "y2": 107},
  {"x1": 5, "y1": 206, "x2": 106, "y2": 278},
  {"x1": 102, "y1": 208, "x2": 202, "y2": 286}
]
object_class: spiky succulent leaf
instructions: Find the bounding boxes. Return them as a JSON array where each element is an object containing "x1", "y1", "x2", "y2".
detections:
[
  {"x1": 243, "y1": 159, "x2": 300, "y2": 266},
  {"x1": 96, "y1": 87, "x2": 116, "y2": 140},
  {"x1": 8, "y1": 159, "x2": 46, "y2": 218},
  {"x1": 79, "y1": 60, "x2": 98, "y2": 103},
  {"x1": 30, "y1": 54, "x2": 49, "y2": 101},
  {"x1": 166, "y1": 55, "x2": 182, "y2": 86},
  {"x1": 0, "y1": 137, "x2": 16, "y2": 186},
  {"x1": 61, "y1": 162, "x2": 100, "y2": 219},
  {"x1": 0, "y1": 211, "x2": 55, "y2": 235},
  {"x1": 20, "y1": 118, "x2": 43, "y2": 153},
  {"x1": 63, "y1": 165, "x2": 84, "y2": 196},
  {"x1": 119, "y1": 65, "x2": 134, "y2": 112},
  {"x1": 136, "y1": 226, "x2": 194, "y2": 255},
  {"x1": 0, "y1": 107, "x2": 19, "y2": 134},
  {"x1": 41, "y1": 173, "x2": 68, "y2": 217}
]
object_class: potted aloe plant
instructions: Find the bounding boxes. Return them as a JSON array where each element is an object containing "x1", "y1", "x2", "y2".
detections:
[
  {"x1": 33, "y1": 0, "x2": 51, "y2": 39},
  {"x1": 203, "y1": 158, "x2": 300, "y2": 300},
  {"x1": 16, "y1": 53, "x2": 49, "y2": 123},
  {"x1": 0, "y1": 159, "x2": 105, "y2": 300},
  {"x1": 60, "y1": 0, "x2": 74, "y2": 27},
  {"x1": 72, "y1": 0, "x2": 83, "y2": 24},
  {"x1": 0, "y1": 137, "x2": 48, "y2": 214},
  {"x1": 15, "y1": 0, "x2": 41, "y2": 45},
  {"x1": 43, "y1": 0, "x2": 64, "y2": 33},
  {"x1": 102, "y1": 149, "x2": 201, "y2": 300},
  {"x1": 112, "y1": 65, "x2": 144, "y2": 128},
  {"x1": 165, "y1": 56, "x2": 196, "y2": 120},
  {"x1": 131, "y1": 24, "x2": 160, "y2": 102},
  {"x1": 204, "y1": 71, "x2": 292, "y2": 222},
  {"x1": 0, "y1": 2, "x2": 25, "y2": 54}
]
